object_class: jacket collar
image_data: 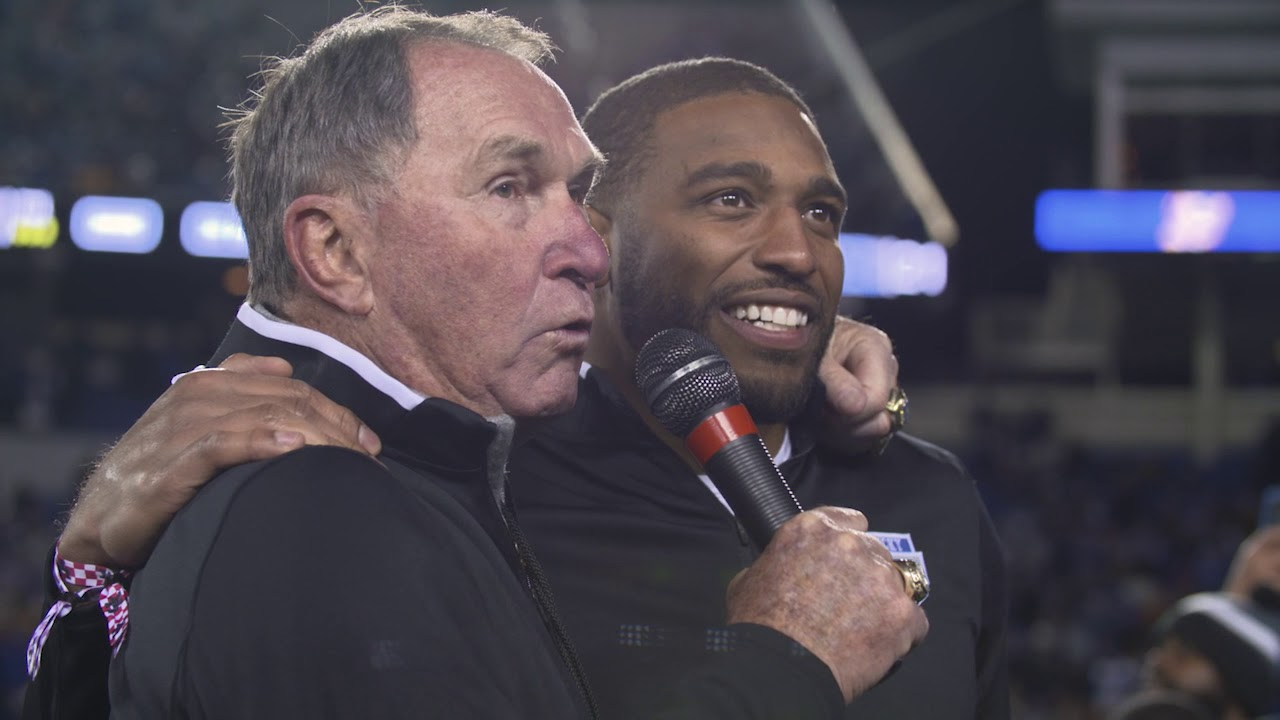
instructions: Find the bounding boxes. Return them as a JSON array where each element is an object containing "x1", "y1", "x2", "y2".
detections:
[{"x1": 209, "y1": 304, "x2": 507, "y2": 476}]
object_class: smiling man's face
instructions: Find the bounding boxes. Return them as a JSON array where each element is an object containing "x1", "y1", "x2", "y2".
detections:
[{"x1": 608, "y1": 91, "x2": 846, "y2": 423}]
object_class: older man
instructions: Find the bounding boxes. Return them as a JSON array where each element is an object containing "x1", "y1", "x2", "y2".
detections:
[{"x1": 27, "y1": 7, "x2": 926, "y2": 720}]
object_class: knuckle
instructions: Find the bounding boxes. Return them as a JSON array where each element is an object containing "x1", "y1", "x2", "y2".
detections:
[
  {"x1": 835, "y1": 532, "x2": 861, "y2": 553},
  {"x1": 843, "y1": 507, "x2": 868, "y2": 528},
  {"x1": 335, "y1": 408, "x2": 363, "y2": 435},
  {"x1": 250, "y1": 402, "x2": 290, "y2": 429},
  {"x1": 289, "y1": 384, "x2": 319, "y2": 417},
  {"x1": 170, "y1": 369, "x2": 209, "y2": 395},
  {"x1": 792, "y1": 510, "x2": 825, "y2": 533},
  {"x1": 823, "y1": 506, "x2": 868, "y2": 532}
]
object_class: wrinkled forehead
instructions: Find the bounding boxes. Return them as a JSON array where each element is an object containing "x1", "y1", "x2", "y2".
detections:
[
  {"x1": 406, "y1": 42, "x2": 596, "y2": 164},
  {"x1": 408, "y1": 41, "x2": 544, "y2": 90}
]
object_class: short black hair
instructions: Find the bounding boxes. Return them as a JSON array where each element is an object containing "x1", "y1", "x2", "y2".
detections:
[{"x1": 581, "y1": 57, "x2": 816, "y2": 215}]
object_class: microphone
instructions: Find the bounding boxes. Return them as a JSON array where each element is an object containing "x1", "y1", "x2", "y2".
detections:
[{"x1": 635, "y1": 328, "x2": 803, "y2": 550}]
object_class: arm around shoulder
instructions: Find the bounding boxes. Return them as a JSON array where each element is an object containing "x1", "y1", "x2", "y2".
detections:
[
  {"x1": 22, "y1": 545, "x2": 112, "y2": 720},
  {"x1": 114, "y1": 447, "x2": 450, "y2": 718}
]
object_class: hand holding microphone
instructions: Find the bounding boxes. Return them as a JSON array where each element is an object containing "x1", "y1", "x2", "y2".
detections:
[
  {"x1": 635, "y1": 329, "x2": 929, "y2": 602},
  {"x1": 636, "y1": 329, "x2": 930, "y2": 703}
]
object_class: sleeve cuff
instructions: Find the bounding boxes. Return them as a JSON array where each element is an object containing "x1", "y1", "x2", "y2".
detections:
[
  {"x1": 723, "y1": 623, "x2": 845, "y2": 713},
  {"x1": 645, "y1": 622, "x2": 844, "y2": 719}
]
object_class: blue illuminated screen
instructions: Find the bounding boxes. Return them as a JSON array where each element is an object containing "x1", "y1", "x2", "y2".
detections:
[{"x1": 1035, "y1": 190, "x2": 1280, "y2": 253}]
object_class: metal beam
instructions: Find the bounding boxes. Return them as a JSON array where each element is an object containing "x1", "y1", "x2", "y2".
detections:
[
  {"x1": 794, "y1": 0, "x2": 960, "y2": 247},
  {"x1": 1100, "y1": 35, "x2": 1280, "y2": 79},
  {"x1": 1126, "y1": 85, "x2": 1280, "y2": 115},
  {"x1": 1051, "y1": 0, "x2": 1280, "y2": 29}
]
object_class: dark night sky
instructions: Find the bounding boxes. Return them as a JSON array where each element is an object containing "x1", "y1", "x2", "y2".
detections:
[{"x1": 838, "y1": 1, "x2": 1070, "y2": 379}]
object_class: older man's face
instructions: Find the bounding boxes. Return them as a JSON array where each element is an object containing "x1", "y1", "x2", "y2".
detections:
[{"x1": 367, "y1": 43, "x2": 608, "y2": 418}]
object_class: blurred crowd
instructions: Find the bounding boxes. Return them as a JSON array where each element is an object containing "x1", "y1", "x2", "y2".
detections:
[
  {"x1": 0, "y1": 0, "x2": 291, "y2": 205},
  {"x1": 969, "y1": 412, "x2": 1276, "y2": 717}
]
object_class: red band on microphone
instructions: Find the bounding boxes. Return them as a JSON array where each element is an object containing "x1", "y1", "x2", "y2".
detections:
[{"x1": 686, "y1": 404, "x2": 759, "y2": 464}]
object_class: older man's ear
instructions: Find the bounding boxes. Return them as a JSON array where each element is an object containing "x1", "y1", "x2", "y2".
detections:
[{"x1": 282, "y1": 194, "x2": 376, "y2": 316}]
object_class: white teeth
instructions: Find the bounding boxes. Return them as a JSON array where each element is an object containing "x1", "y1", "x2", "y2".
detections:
[{"x1": 728, "y1": 304, "x2": 810, "y2": 329}]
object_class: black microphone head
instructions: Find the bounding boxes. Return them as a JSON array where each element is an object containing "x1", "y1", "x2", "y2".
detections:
[{"x1": 635, "y1": 328, "x2": 740, "y2": 437}]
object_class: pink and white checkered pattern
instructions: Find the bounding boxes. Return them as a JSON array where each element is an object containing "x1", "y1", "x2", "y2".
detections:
[{"x1": 26, "y1": 548, "x2": 132, "y2": 679}]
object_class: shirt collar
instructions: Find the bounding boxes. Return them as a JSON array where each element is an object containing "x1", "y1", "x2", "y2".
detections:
[
  {"x1": 237, "y1": 303, "x2": 426, "y2": 411},
  {"x1": 218, "y1": 304, "x2": 511, "y2": 484}
]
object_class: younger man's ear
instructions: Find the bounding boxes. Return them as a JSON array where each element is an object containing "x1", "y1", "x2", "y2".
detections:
[
  {"x1": 586, "y1": 205, "x2": 612, "y2": 251},
  {"x1": 585, "y1": 205, "x2": 613, "y2": 289}
]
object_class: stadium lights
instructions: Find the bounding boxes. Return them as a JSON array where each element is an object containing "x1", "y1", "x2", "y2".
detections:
[
  {"x1": 1035, "y1": 189, "x2": 1280, "y2": 253},
  {"x1": 180, "y1": 201, "x2": 248, "y2": 259},
  {"x1": 840, "y1": 233, "x2": 948, "y2": 298},
  {"x1": 7, "y1": 190, "x2": 952, "y2": 302},
  {"x1": 69, "y1": 196, "x2": 164, "y2": 254},
  {"x1": 0, "y1": 187, "x2": 58, "y2": 249}
]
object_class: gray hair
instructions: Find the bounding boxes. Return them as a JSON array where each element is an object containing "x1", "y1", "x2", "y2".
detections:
[{"x1": 225, "y1": 6, "x2": 555, "y2": 310}]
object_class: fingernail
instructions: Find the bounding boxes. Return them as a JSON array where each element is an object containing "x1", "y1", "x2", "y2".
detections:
[
  {"x1": 274, "y1": 430, "x2": 304, "y2": 448},
  {"x1": 358, "y1": 425, "x2": 382, "y2": 455}
]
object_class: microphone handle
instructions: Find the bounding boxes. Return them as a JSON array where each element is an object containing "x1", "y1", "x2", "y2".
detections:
[{"x1": 702, "y1": 434, "x2": 803, "y2": 551}]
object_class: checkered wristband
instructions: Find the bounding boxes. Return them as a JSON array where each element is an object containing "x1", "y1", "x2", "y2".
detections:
[{"x1": 26, "y1": 547, "x2": 132, "y2": 679}]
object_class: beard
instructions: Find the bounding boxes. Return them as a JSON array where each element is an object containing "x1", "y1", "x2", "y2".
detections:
[{"x1": 613, "y1": 221, "x2": 834, "y2": 425}]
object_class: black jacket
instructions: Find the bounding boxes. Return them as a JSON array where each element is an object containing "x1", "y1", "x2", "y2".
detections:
[
  {"x1": 26, "y1": 311, "x2": 843, "y2": 719},
  {"x1": 514, "y1": 367, "x2": 1011, "y2": 719},
  {"x1": 109, "y1": 316, "x2": 593, "y2": 718}
]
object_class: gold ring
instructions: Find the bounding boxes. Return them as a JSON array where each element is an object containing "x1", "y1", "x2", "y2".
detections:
[
  {"x1": 873, "y1": 387, "x2": 909, "y2": 455},
  {"x1": 885, "y1": 387, "x2": 908, "y2": 434},
  {"x1": 893, "y1": 558, "x2": 929, "y2": 605}
]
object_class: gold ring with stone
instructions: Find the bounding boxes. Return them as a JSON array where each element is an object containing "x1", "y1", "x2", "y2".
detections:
[
  {"x1": 893, "y1": 558, "x2": 930, "y2": 605},
  {"x1": 873, "y1": 387, "x2": 909, "y2": 455}
]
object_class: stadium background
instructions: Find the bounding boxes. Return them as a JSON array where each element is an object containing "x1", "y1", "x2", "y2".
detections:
[{"x1": 2, "y1": 0, "x2": 1279, "y2": 716}]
